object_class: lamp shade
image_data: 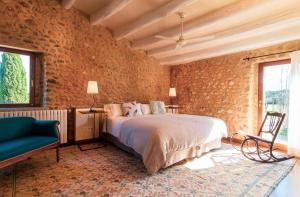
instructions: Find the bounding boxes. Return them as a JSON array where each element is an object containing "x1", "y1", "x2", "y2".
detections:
[
  {"x1": 169, "y1": 88, "x2": 176, "y2": 97},
  {"x1": 87, "y1": 81, "x2": 99, "y2": 94}
]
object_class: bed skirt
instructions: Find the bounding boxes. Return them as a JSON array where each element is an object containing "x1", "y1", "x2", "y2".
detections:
[
  {"x1": 104, "y1": 133, "x2": 222, "y2": 171},
  {"x1": 164, "y1": 138, "x2": 222, "y2": 167}
]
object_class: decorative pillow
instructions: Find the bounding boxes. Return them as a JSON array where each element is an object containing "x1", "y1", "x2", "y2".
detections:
[
  {"x1": 122, "y1": 102, "x2": 143, "y2": 117},
  {"x1": 150, "y1": 101, "x2": 166, "y2": 114},
  {"x1": 104, "y1": 104, "x2": 122, "y2": 118},
  {"x1": 141, "y1": 104, "x2": 151, "y2": 115}
]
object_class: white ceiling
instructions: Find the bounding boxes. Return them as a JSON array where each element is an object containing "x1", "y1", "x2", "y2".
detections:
[{"x1": 63, "y1": 0, "x2": 300, "y2": 65}]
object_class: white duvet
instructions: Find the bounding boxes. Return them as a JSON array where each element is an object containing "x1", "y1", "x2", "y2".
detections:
[{"x1": 106, "y1": 113, "x2": 228, "y2": 174}]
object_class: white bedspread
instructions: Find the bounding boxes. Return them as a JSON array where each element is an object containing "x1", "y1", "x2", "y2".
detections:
[{"x1": 107, "y1": 114, "x2": 228, "y2": 174}]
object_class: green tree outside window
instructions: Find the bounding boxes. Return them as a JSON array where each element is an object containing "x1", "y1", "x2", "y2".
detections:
[{"x1": 0, "y1": 52, "x2": 29, "y2": 104}]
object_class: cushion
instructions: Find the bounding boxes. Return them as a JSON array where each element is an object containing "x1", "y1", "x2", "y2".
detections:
[
  {"x1": 122, "y1": 102, "x2": 143, "y2": 117},
  {"x1": 141, "y1": 104, "x2": 151, "y2": 115},
  {"x1": 0, "y1": 136, "x2": 58, "y2": 161},
  {"x1": 31, "y1": 120, "x2": 59, "y2": 138},
  {"x1": 150, "y1": 101, "x2": 166, "y2": 114},
  {"x1": 104, "y1": 104, "x2": 122, "y2": 118},
  {"x1": 0, "y1": 117, "x2": 35, "y2": 143}
]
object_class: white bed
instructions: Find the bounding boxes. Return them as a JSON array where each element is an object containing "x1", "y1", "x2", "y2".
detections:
[{"x1": 105, "y1": 113, "x2": 228, "y2": 174}]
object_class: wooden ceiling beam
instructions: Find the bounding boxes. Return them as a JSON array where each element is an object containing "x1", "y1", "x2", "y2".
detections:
[
  {"x1": 90, "y1": 0, "x2": 132, "y2": 26},
  {"x1": 61, "y1": 0, "x2": 77, "y2": 9},
  {"x1": 131, "y1": 0, "x2": 299, "y2": 50},
  {"x1": 159, "y1": 25, "x2": 300, "y2": 65},
  {"x1": 113, "y1": 0, "x2": 196, "y2": 40},
  {"x1": 149, "y1": 13, "x2": 300, "y2": 58}
]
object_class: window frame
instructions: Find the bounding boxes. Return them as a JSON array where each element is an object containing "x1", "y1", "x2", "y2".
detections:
[{"x1": 0, "y1": 46, "x2": 36, "y2": 108}]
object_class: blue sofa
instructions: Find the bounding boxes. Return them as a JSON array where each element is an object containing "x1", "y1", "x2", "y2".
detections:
[{"x1": 0, "y1": 117, "x2": 60, "y2": 169}]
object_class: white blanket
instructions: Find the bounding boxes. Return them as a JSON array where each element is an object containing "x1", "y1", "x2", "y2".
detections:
[{"x1": 107, "y1": 114, "x2": 228, "y2": 174}]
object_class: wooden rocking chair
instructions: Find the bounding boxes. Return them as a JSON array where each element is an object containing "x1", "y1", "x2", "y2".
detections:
[{"x1": 231, "y1": 112, "x2": 294, "y2": 163}]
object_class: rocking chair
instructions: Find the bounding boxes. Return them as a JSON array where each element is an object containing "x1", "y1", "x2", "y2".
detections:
[{"x1": 231, "y1": 112, "x2": 294, "y2": 163}]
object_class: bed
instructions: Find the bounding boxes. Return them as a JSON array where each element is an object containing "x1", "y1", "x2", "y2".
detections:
[{"x1": 104, "y1": 113, "x2": 228, "y2": 174}]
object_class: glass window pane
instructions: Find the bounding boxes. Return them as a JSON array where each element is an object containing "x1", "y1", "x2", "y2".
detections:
[
  {"x1": 0, "y1": 51, "x2": 31, "y2": 104},
  {"x1": 262, "y1": 63, "x2": 290, "y2": 143}
]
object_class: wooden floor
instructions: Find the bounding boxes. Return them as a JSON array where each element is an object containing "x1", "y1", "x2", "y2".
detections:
[{"x1": 271, "y1": 158, "x2": 300, "y2": 197}]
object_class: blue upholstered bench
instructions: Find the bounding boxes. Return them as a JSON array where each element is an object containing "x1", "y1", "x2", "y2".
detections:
[{"x1": 0, "y1": 117, "x2": 60, "y2": 169}]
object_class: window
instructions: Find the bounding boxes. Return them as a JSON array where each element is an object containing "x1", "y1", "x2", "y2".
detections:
[
  {"x1": 259, "y1": 59, "x2": 291, "y2": 144},
  {"x1": 0, "y1": 47, "x2": 36, "y2": 107}
]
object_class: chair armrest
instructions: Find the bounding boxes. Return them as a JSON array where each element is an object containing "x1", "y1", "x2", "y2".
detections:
[{"x1": 32, "y1": 120, "x2": 60, "y2": 139}]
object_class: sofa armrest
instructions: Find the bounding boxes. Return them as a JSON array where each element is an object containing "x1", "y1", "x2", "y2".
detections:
[{"x1": 32, "y1": 120, "x2": 60, "y2": 140}]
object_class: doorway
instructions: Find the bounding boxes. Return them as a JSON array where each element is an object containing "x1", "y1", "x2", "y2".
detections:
[{"x1": 258, "y1": 59, "x2": 291, "y2": 144}]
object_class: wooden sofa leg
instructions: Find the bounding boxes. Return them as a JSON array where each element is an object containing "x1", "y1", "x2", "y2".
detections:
[
  {"x1": 56, "y1": 147, "x2": 59, "y2": 163},
  {"x1": 12, "y1": 165, "x2": 17, "y2": 197}
]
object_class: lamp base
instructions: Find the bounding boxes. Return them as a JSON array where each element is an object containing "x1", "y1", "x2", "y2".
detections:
[
  {"x1": 89, "y1": 95, "x2": 97, "y2": 112},
  {"x1": 170, "y1": 97, "x2": 174, "y2": 107}
]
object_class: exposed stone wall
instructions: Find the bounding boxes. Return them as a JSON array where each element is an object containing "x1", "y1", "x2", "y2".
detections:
[
  {"x1": 1, "y1": 0, "x2": 300, "y2": 140},
  {"x1": 0, "y1": 0, "x2": 170, "y2": 141},
  {"x1": 171, "y1": 40, "x2": 300, "y2": 135}
]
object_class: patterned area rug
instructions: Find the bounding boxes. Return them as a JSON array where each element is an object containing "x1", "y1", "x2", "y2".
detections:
[{"x1": 0, "y1": 144, "x2": 295, "y2": 197}]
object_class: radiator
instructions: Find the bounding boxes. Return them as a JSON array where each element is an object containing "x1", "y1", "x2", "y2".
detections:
[{"x1": 0, "y1": 109, "x2": 68, "y2": 144}]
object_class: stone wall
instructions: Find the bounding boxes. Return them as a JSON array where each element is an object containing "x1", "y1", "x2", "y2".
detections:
[
  {"x1": 0, "y1": 0, "x2": 170, "y2": 141},
  {"x1": 171, "y1": 40, "x2": 300, "y2": 135},
  {"x1": 1, "y1": 0, "x2": 300, "y2": 140}
]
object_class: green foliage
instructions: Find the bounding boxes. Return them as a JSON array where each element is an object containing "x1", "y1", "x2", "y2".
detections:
[
  {"x1": 0, "y1": 52, "x2": 29, "y2": 104},
  {"x1": 279, "y1": 127, "x2": 288, "y2": 136},
  {"x1": 264, "y1": 90, "x2": 289, "y2": 141},
  {"x1": 265, "y1": 90, "x2": 289, "y2": 105}
]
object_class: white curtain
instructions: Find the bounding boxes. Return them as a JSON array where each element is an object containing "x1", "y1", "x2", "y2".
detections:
[{"x1": 288, "y1": 51, "x2": 300, "y2": 157}]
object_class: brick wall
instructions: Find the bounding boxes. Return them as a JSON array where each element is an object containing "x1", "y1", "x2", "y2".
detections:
[
  {"x1": 0, "y1": 0, "x2": 170, "y2": 141},
  {"x1": 171, "y1": 40, "x2": 300, "y2": 136}
]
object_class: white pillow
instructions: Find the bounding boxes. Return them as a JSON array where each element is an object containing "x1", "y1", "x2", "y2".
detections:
[
  {"x1": 150, "y1": 101, "x2": 166, "y2": 114},
  {"x1": 104, "y1": 104, "x2": 122, "y2": 118},
  {"x1": 122, "y1": 101, "x2": 143, "y2": 117},
  {"x1": 141, "y1": 104, "x2": 151, "y2": 115}
]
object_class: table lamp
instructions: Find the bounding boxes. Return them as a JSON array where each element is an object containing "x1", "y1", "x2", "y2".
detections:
[
  {"x1": 87, "y1": 81, "x2": 99, "y2": 112},
  {"x1": 169, "y1": 87, "x2": 176, "y2": 106}
]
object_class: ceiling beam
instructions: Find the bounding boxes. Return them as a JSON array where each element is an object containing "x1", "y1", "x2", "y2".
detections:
[
  {"x1": 132, "y1": 0, "x2": 299, "y2": 50},
  {"x1": 159, "y1": 25, "x2": 300, "y2": 65},
  {"x1": 149, "y1": 13, "x2": 300, "y2": 58},
  {"x1": 61, "y1": 0, "x2": 76, "y2": 9},
  {"x1": 90, "y1": 0, "x2": 132, "y2": 26},
  {"x1": 113, "y1": 0, "x2": 196, "y2": 40}
]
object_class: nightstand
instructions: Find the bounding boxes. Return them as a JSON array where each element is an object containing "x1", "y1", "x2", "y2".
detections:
[
  {"x1": 166, "y1": 105, "x2": 181, "y2": 114},
  {"x1": 77, "y1": 109, "x2": 107, "y2": 151}
]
